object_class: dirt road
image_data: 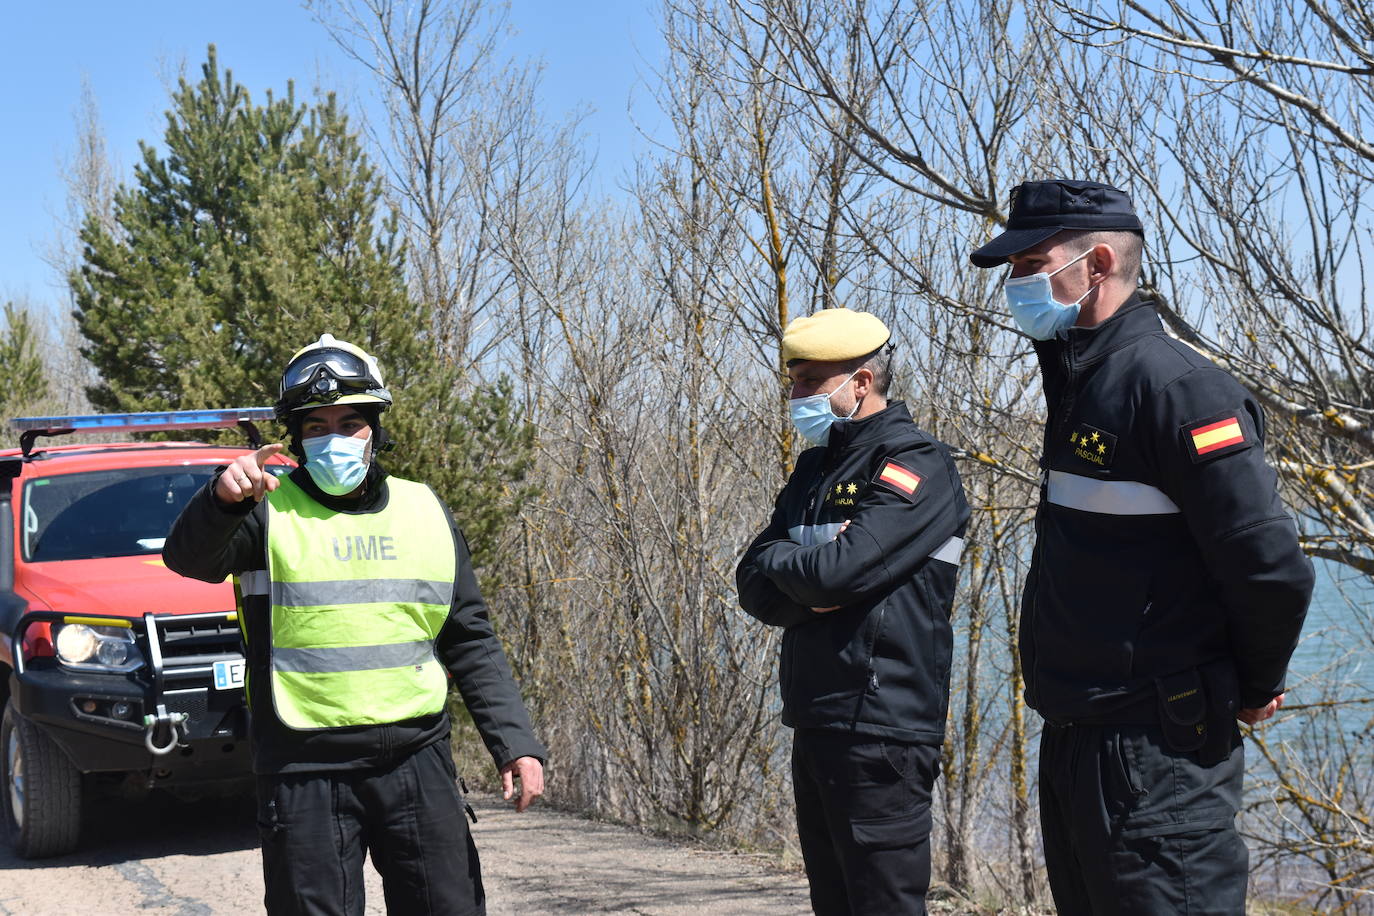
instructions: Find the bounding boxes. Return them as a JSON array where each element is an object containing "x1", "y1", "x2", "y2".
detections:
[{"x1": 0, "y1": 791, "x2": 812, "y2": 915}]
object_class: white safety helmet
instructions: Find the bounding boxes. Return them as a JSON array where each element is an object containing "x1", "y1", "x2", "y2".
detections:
[{"x1": 274, "y1": 334, "x2": 392, "y2": 421}]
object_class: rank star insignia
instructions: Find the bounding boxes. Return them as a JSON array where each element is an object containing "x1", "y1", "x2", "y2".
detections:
[
  {"x1": 828, "y1": 480, "x2": 860, "y2": 507},
  {"x1": 1068, "y1": 422, "x2": 1117, "y2": 468}
]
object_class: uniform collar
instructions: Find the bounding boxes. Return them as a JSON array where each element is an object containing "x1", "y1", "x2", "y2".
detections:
[
  {"x1": 1035, "y1": 293, "x2": 1162, "y2": 366},
  {"x1": 289, "y1": 463, "x2": 390, "y2": 513},
  {"x1": 826, "y1": 400, "x2": 913, "y2": 452}
]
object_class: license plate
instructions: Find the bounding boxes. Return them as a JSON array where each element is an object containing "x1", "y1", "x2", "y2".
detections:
[{"x1": 212, "y1": 659, "x2": 246, "y2": 690}]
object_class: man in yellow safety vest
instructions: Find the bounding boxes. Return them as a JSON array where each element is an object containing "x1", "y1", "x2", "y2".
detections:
[{"x1": 166, "y1": 334, "x2": 545, "y2": 916}]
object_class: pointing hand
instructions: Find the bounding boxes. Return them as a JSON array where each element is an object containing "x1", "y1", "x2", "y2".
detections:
[{"x1": 215, "y1": 443, "x2": 285, "y2": 505}]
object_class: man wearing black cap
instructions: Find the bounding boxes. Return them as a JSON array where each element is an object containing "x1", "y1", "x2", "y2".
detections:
[
  {"x1": 970, "y1": 180, "x2": 1313, "y2": 913},
  {"x1": 736, "y1": 308, "x2": 969, "y2": 915}
]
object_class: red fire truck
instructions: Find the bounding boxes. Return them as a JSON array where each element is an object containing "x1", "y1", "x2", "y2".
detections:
[{"x1": 1, "y1": 409, "x2": 291, "y2": 857}]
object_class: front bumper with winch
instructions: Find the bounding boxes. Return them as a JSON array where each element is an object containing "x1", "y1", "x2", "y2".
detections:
[{"x1": 9, "y1": 610, "x2": 251, "y2": 785}]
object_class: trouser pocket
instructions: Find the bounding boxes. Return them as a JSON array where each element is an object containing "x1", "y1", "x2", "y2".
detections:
[
  {"x1": 851, "y1": 805, "x2": 932, "y2": 850},
  {"x1": 255, "y1": 776, "x2": 284, "y2": 837}
]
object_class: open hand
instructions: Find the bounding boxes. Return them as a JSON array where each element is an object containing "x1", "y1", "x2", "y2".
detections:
[
  {"x1": 1238, "y1": 693, "x2": 1284, "y2": 725},
  {"x1": 500, "y1": 756, "x2": 544, "y2": 812},
  {"x1": 812, "y1": 521, "x2": 852, "y2": 613}
]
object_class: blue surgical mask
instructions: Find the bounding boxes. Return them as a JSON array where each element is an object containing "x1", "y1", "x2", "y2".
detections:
[
  {"x1": 303, "y1": 433, "x2": 371, "y2": 495},
  {"x1": 789, "y1": 367, "x2": 862, "y2": 446},
  {"x1": 1003, "y1": 248, "x2": 1096, "y2": 340}
]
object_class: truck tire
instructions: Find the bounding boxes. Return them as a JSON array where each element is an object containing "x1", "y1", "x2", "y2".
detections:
[{"x1": 2, "y1": 700, "x2": 82, "y2": 858}]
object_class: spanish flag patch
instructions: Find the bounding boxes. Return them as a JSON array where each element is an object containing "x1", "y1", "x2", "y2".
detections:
[
  {"x1": 873, "y1": 459, "x2": 922, "y2": 501},
  {"x1": 1184, "y1": 412, "x2": 1250, "y2": 462}
]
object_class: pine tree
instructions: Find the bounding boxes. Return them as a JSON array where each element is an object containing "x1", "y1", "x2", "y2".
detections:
[
  {"x1": 70, "y1": 46, "x2": 534, "y2": 560},
  {"x1": 0, "y1": 302, "x2": 49, "y2": 419}
]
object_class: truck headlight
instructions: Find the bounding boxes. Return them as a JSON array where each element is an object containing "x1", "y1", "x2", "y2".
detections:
[{"x1": 54, "y1": 624, "x2": 144, "y2": 673}]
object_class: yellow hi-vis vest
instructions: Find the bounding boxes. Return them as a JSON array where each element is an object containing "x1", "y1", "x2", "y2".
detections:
[{"x1": 248, "y1": 475, "x2": 456, "y2": 730}]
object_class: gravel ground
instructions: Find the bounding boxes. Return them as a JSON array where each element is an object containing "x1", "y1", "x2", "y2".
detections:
[{"x1": 0, "y1": 789, "x2": 813, "y2": 915}]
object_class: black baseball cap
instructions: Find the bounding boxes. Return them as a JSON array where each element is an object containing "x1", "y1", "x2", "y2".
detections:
[{"x1": 969, "y1": 179, "x2": 1144, "y2": 268}]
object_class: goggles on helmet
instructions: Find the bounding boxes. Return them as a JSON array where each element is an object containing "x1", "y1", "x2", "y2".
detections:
[{"x1": 279, "y1": 348, "x2": 382, "y2": 408}]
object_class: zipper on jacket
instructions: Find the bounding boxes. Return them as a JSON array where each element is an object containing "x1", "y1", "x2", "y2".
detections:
[
  {"x1": 864, "y1": 603, "x2": 888, "y2": 693},
  {"x1": 1050, "y1": 344, "x2": 1078, "y2": 450},
  {"x1": 806, "y1": 443, "x2": 844, "y2": 531},
  {"x1": 1025, "y1": 474, "x2": 1049, "y2": 711},
  {"x1": 798, "y1": 450, "x2": 835, "y2": 545},
  {"x1": 1029, "y1": 345, "x2": 1077, "y2": 712},
  {"x1": 781, "y1": 629, "x2": 796, "y2": 699},
  {"x1": 804, "y1": 482, "x2": 823, "y2": 535}
]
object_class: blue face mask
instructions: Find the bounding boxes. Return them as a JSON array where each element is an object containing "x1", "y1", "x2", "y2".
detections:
[
  {"x1": 1003, "y1": 247, "x2": 1096, "y2": 340},
  {"x1": 789, "y1": 367, "x2": 862, "y2": 446},
  {"x1": 303, "y1": 433, "x2": 371, "y2": 496}
]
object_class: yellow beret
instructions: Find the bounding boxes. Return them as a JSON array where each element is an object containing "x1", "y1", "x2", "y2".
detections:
[{"x1": 781, "y1": 308, "x2": 891, "y2": 365}]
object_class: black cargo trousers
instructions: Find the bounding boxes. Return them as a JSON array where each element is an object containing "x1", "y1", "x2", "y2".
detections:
[
  {"x1": 256, "y1": 740, "x2": 483, "y2": 916},
  {"x1": 792, "y1": 729, "x2": 942, "y2": 915},
  {"x1": 1039, "y1": 721, "x2": 1248, "y2": 915}
]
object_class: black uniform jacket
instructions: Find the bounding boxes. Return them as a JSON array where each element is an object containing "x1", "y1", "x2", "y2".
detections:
[
  {"x1": 1026, "y1": 296, "x2": 1314, "y2": 720},
  {"x1": 736, "y1": 401, "x2": 970, "y2": 745},
  {"x1": 164, "y1": 465, "x2": 546, "y2": 775}
]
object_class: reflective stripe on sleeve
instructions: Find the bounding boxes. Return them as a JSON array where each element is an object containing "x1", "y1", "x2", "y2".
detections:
[
  {"x1": 239, "y1": 569, "x2": 270, "y2": 596},
  {"x1": 273, "y1": 639, "x2": 436, "y2": 674},
  {"x1": 928, "y1": 536, "x2": 964, "y2": 565},
  {"x1": 271, "y1": 578, "x2": 455, "y2": 608},
  {"x1": 1047, "y1": 470, "x2": 1181, "y2": 515},
  {"x1": 788, "y1": 522, "x2": 846, "y2": 546}
]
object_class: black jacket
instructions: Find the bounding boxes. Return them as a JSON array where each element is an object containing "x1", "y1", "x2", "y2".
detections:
[
  {"x1": 1025, "y1": 296, "x2": 1314, "y2": 719},
  {"x1": 164, "y1": 465, "x2": 546, "y2": 775},
  {"x1": 736, "y1": 402, "x2": 969, "y2": 745}
]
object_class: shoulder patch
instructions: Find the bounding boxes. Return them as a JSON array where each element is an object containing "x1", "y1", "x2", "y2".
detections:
[
  {"x1": 1182, "y1": 411, "x2": 1251, "y2": 463},
  {"x1": 873, "y1": 459, "x2": 923, "y2": 501}
]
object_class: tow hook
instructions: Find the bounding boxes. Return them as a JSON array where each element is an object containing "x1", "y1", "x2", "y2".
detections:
[{"x1": 142, "y1": 704, "x2": 189, "y2": 755}]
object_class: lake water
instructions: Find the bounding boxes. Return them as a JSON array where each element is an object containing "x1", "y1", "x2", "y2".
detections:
[{"x1": 1271, "y1": 559, "x2": 1373, "y2": 741}]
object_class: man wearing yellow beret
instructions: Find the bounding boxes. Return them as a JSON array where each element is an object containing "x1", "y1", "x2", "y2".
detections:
[{"x1": 736, "y1": 308, "x2": 970, "y2": 915}]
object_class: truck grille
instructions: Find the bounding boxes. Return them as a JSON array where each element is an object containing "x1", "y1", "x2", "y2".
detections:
[
  {"x1": 146, "y1": 612, "x2": 244, "y2": 688},
  {"x1": 142, "y1": 610, "x2": 246, "y2": 740}
]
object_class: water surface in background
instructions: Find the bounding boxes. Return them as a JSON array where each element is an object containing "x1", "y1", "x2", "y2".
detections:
[{"x1": 1278, "y1": 559, "x2": 1373, "y2": 736}]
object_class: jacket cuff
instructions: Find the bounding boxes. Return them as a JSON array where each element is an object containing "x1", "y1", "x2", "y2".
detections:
[
  {"x1": 1240, "y1": 687, "x2": 1283, "y2": 710},
  {"x1": 208, "y1": 468, "x2": 257, "y2": 516},
  {"x1": 491, "y1": 735, "x2": 549, "y2": 768}
]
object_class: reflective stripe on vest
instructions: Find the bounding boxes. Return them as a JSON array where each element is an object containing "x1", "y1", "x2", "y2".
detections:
[
  {"x1": 1046, "y1": 470, "x2": 1181, "y2": 516},
  {"x1": 273, "y1": 640, "x2": 434, "y2": 674},
  {"x1": 262, "y1": 475, "x2": 456, "y2": 730},
  {"x1": 271, "y1": 578, "x2": 453, "y2": 608}
]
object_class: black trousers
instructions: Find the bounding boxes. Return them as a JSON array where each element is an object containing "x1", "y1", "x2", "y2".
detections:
[
  {"x1": 1039, "y1": 721, "x2": 1247, "y2": 915},
  {"x1": 256, "y1": 741, "x2": 483, "y2": 916},
  {"x1": 792, "y1": 729, "x2": 940, "y2": 915}
]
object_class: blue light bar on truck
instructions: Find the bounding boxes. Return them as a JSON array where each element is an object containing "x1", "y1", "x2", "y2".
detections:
[
  {"x1": 10, "y1": 407, "x2": 278, "y2": 457},
  {"x1": 11, "y1": 407, "x2": 277, "y2": 435}
]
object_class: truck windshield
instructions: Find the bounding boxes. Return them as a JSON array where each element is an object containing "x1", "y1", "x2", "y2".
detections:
[{"x1": 21, "y1": 466, "x2": 219, "y2": 562}]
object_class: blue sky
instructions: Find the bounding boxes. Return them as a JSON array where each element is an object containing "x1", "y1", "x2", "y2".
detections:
[{"x1": 0, "y1": 0, "x2": 661, "y2": 309}]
